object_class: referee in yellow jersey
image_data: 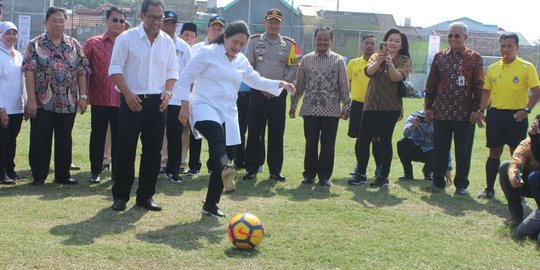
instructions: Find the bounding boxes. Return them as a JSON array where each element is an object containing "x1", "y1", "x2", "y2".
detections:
[{"x1": 477, "y1": 32, "x2": 540, "y2": 199}]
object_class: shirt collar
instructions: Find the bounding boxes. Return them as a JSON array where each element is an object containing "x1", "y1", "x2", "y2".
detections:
[
  {"x1": 216, "y1": 43, "x2": 237, "y2": 60},
  {"x1": 263, "y1": 33, "x2": 281, "y2": 43},
  {"x1": 44, "y1": 31, "x2": 68, "y2": 44},
  {"x1": 315, "y1": 49, "x2": 331, "y2": 57}
]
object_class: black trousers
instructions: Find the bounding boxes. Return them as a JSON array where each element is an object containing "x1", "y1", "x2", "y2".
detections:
[
  {"x1": 499, "y1": 161, "x2": 540, "y2": 219},
  {"x1": 188, "y1": 132, "x2": 203, "y2": 171},
  {"x1": 29, "y1": 109, "x2": 76, "y2": 182},
  {"x1": 194, "y1": 120, "x2": 229, "y2": 206},
  {"x1": 234, "y1": 92, "x2": 250, "y2": 167},
  {"x1": 0, "y1": 113, "x2": 23, "y2": 175},
  {"x1": 432, "y1": 120, "x2": 475, "y2": 188},
  {"x1": 397, "y1": 138, "x2": 433, "y2": 175},
  {"x1": 166, "y1": 105, "x2": 184, "y2": 175},
  {"x1": 89, "y1": 106, "x2": 119, "y2": 175},
  {"x1": 303, "y1": 116, "x2": 339, "y2": 180},
  {"x1": 355, "y1": 111, "x2": 400, "y2": 178},
  {"x1": 244, "y1": 90, "x2": 287, "y2": 175},
  {"x1": 112, "y1": 95, "x2": 166, "y2": 202}
]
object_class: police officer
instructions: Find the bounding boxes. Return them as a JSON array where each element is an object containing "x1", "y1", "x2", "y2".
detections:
[{"x1": 243, "y1": 8, "x2": 300, "y2": 181}]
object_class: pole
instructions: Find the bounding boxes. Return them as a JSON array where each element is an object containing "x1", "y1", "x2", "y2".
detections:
[
  {"x1": 247, "y1": 0, "x2": 251, "y2": 30},
  {"x1": 289, "y1": 0, "x2": 294, "y2": 37}
]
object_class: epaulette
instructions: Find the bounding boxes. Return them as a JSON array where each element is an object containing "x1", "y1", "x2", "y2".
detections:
[
  {"x1": 283, "y1": 36, "x2": 295, "y2": 43},
  {"x1": 250, "y1": 33, "x2": 262, "y2": 39}
]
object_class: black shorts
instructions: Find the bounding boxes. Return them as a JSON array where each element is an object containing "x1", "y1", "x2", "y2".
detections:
[
  {"x1": 485, "y1": 108, "x2": 528, "y2": 149},
  {"x1": 348, "y1": 100, "x2": 379, "y2": 138}
]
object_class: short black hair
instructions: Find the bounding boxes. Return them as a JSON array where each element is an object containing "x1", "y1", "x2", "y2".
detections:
[
  {"x1": 500, "y1": 32, "x2": 519, "y2": 45},
  {"x1": 213, "y1": 20, "x2": 249, "y2": 45},
  {"x1": 361, "y1": 34, "x2": 375, "y2": 42},
  {"x1": 314, "y1": 27, "x2": 332, "y2": 39},
  {"x1": 141, "y1": 0, "x2": 165, "y2": 14},
  {"x1": 106, "y1": 6, "x2": 125, "y2": 19},
  {"x1": 46, "y1": 7, "x2": 67, "y2": 20}
]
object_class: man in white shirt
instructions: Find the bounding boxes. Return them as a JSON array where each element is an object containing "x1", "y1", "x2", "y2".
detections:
[
  {"x1": 160, "y1": 10, "x2": 191, "y2": 183},
  {"x1": 108, "y1": 0, "x2": 178, "y2": 212},
  {"x1": 185, "y1": 15, "x2": 225, "y2": 176}
]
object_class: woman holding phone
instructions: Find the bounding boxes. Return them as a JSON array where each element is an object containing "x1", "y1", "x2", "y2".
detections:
[
  {"x1": 0, "y1": 22, "x2": 24, "y2": 184},
  {"x1": 351, "y1": 28, "x2": 412, "y2": 188}
]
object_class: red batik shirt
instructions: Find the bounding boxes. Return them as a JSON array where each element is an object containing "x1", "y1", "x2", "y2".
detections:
[
  {"x1": 84, "y1": 33, "x2": 120, "y2": 107},
  {"x1": 424, "y1": 47, "x2": 484, "y2": 121}
]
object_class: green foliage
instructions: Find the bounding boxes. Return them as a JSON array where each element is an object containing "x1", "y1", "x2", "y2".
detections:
[
  {"x1": 1, "y1": 99, "x2": 539, "y2": 269},
  {"x1": 54, "y1": 0, "x2": 133, "y2": 9}
]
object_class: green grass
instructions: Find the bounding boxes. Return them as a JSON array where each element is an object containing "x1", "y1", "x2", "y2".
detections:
[{"x1": 1, "y1": 98, "x2": 539, "y2": 269}]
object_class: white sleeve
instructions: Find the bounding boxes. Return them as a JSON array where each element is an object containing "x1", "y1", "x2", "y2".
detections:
[
  {"x1": 108, "y1": 34, "x2": 128, "y2": 76},
  {"x1": 165, "y1": 40, "x2": 179, "y2": 81},
  {"x1": 178, "y1": 47, "x2": 208, "y2": 101},
  {"x1": 240, "y1": 55, "x2": 281, "y2": 96}
]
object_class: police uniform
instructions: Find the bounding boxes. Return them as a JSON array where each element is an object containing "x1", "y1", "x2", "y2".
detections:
[{"x1": 243, "y1": 31, "x2": 299, "y2": 178}]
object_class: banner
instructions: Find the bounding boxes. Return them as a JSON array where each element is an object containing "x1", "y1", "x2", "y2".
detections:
[
  {"x1": 18, "y1": 15, "x2": 32, "y2": 51},
  {"x1": 426, "y1": 35, "x2": 440, "y2": 74}
]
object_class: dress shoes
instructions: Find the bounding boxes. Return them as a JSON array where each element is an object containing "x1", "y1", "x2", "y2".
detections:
[
  {"x1": 70, "y1": 163, "x2": 80, "y2": 170},
  {"x1": 90, "y1": 174, "x2": 101, "y2": 184},
  {"x1": 269, "y1": 173, "x2": 286, "y2": 181},
  {"x1": 101, "y1": 164, "x2": 110, "y2": 171},
  {"x1": 31, "y1": 179, "x2": 44, "y2": 186},
  {"x1": 202, "y1": 204, "x2": 226, "y2": 217},
  {"x1": 455, "y1": 187, "x2": 468, "y2": 195},
  {"x1": 301, "y1": 177, "x2": 314, "y2": 184},
  {"x1": 424, "y1": 184, "x2": 445, "y2": 192},
  {"x1": 136, "y1": 198, "x2": 162, "y2": 211},
  {"x1": 477, "y1": 188, "x2": 494, "y2": 199},
  {"x1": 319, "y1": 179, "x2": 331, "y2": 186},
  {"x1": 55, "y1": 178, "x2": 79, "y2": 185},
  {"x1": 112, "y1": 200, "x2": 127, "y2": 211},
  {"x1": 398, "y1": 174, "x2": 414, "y2": 181},
  {"x1": 243, "y1": 171, "x2": 257, "y2": 180}
]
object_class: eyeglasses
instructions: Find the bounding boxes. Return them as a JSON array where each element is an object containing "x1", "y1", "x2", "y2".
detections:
[
  {"x1": 146, "y1": 15, "x2": 164, "y2": 22},
  {"x1": 447, "y1": 34, "x2": 462, "y2": 39},
  {"x1": 111, "y1": 18, "x2": 126, "y2": 24}
]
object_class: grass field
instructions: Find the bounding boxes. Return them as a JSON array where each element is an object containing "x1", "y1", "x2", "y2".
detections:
[{"x1": 1, "y1": 98, "x2": 539, "y2": 269}]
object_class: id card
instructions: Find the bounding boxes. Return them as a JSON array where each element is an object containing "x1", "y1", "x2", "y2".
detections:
[{"x1": 458, "y1": 75, "x2": 465, "y2": 86}]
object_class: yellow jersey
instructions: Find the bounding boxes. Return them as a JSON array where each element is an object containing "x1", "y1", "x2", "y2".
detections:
[
  {"x1": 484, "y1": 57, "x2": 540, "y2": 109},
  {"x1": 347, "y1": 56, "x2": 370, "y2": 102}
]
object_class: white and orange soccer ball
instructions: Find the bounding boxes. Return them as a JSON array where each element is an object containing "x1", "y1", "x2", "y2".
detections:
[{"x1": 227, "y1": 213, "x2": 264, "y2": 250}]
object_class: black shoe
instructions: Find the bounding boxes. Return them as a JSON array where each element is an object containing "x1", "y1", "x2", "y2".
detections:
[
  {"x1": 136, "y1": 198, "x2": 162, "y2": 211},
  {"x1": 90, "y1": 174, "x2": 101, "y2": 184},
  {"x1": 424, "y1": 184, "x2": 445, "y2": 192},
  {"x1": 31, "y1": 179, "x2": 44, "y2": 186},
  {"x1": 234, "y1": 162, "x2": 245, "y2": 170},
  {"x1": 270, "y1": 173, "x2": 286, "y2": 181},
  {"x1": 398, "y1": 174, "x2": 414, "y2": 181},
  {"x1": 348, "y1": 174, "x2": 367, "y2": 186},
  {"x1": 55, "y1": 178, "x2": 79, "y2": 185},
  {"x1": 301, "y1": 177, "x2": 314, "y2": 184},
  {"x1": 112, "y1": 199, "x2": 127, "y2": 211},
  {"x1": 167, "y1": 173, "x2": 183, "y2": 183},
  {"x1": 186, "y1": 168, "x2": 200, "y2": 176},
  {"x1": 1, "y1": 174, "x2": 15, "y2": 185},
  {"x1": 70, "y1": 163, "x2": 80, "y2": 170},
  {"x1": 101, "y1": 164, "x2": 110, "y2": 171},
  {"x1": 370, "y1": 177, "x2": 389, "y2": 188},
  {"x1": 424, "y1": 174, "x2": 434, "y2": 181},
  {"x1": 243, "y1": 171, "x2": 257, "y2": 180},
  {"x1": 6, "y1": 171, "x2": 19, "y2": 180},
  {"x1": 319, "y1": 179, "x2": 331, "y2": 186},
  {"x1": 202, "y1": 204, "x2": 226, "y2": 217},
  {"x1": 179, "y1": 167, "x2": 188, "y2": 174},
  {"x1": 477, "y1": 188, "x2": 494, "y2": 199},
  {"x1": 455, "y1": 187, "x2": 468, "y2": 195}
]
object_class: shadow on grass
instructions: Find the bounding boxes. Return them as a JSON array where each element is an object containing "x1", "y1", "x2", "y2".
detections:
[
  {"x1": 345, "y1": 182, "x2": 405, "y2": 208},
  {"x1": 224, "y1": 246, "x2": 260, "y2": 258},
  {"x1": 136, "y1": 215, "x2": 223, "y2": 250},
  {"x1": 50, "y1": 207, "x2": 145, "y2": 245},
  {"x1": 273, "y1": 179, "x2": 340, "y2": 202},
  {"x1": 227, "y1": 177, "x2": 279, "y2": 202}
]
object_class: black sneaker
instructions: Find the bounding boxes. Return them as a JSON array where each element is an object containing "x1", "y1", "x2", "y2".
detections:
[
  {"x1": 202, "y1": 204, "x2": 226, "y2": 217},
  {"x1": 186, "y1": 169, "x2": 200, "y2": 176},
  {"x1": 1, "y1": 173, "x2": 15, "y2": 185},
  {"x1": 6, "y1": 171, "x2": 19, "y2": 180},
  {"x1": 369, "y1": 177, "x2": 389, "y2": 188},
  {"x1": 90, "y1": 173, "x2": 101, "y2": 184},
  {"x1": 477, "y1": 188, "x2": 494, "y2": 199},
  {"x1": 348, "y1": 174, "x2": 367, "y2": 186},
  {"x1": 243, "y1": 171, "x2": 257, "y2": 180},
  {"x1": 398, "y1": 174, "x2": 414, "y2": 181},
  {"x1": 167, "y1": 173, "x2": 183, "y2": 183},
  {"x1": 455, "y1": 187, "x2": 468, "y2": 195}
]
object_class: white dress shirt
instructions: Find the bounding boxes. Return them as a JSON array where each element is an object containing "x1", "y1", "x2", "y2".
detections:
[
  {"x1": 178, "y1": 43, "x2": 283, "y2": 146},
  {"x1": 190, "y1": 38, "x2": 209, "y2": 56},
  {"x1": 108, "y1": 23, "x2": 178, "y2": 95},
  {"x1": 169, "y1": 36, "x2": 191, "y2": 106},
  {"x1": 0, "y1": 47, "x2": 24, "y2": 114}
]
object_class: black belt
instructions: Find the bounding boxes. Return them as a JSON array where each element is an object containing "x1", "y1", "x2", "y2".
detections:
[
  {"x1": 238, "y1": 92, "x2": 250, "y2": 97},
  {"x1": 137, "y1": 94, "x2": 161, "y2": 99}
]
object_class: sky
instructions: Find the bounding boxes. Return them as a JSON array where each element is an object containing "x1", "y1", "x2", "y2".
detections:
[{"x1": 216, "y1": 0, "x2": 540, "y2": 43}]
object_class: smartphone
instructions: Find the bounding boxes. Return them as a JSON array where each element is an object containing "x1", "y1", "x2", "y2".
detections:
[
  {"x1": 417, "y1": 116, "x2": 426, "y2": 122},
  {"x1": 379, "y1": 42, "x2": 388, "y2": 51}
]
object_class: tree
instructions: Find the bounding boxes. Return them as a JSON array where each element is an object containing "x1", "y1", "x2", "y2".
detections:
[{"x1": 54, "y1": 0, "x2": 134, "y2": 9}]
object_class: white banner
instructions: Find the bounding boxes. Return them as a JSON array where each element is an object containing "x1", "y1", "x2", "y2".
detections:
[
  {"x1": 427, "y1": 35, "x2": 441, "y2": 74},
  {"x1": 17, "y1": 15, "x2": 32, "y2": 51}
]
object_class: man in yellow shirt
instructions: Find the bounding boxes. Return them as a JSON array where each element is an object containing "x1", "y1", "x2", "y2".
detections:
[
  {"x1": 478, "y1": 32, "x2": 540, "y2": 199},
  {"x1": 346, "y1": 34, "x2": 381, "y2": 185}
]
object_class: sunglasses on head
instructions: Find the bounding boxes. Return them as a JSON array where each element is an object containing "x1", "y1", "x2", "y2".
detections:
[
  {"x1": 111, "y1": 18, "x2": 126, "y2": 23},
  {"x1": 447, "y1": 34, "x2": 462, "y2": 39}
]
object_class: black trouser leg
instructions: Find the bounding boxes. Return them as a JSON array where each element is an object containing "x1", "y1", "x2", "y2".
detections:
[
  {"x1": 486, "y1": 158, "x2": 500, "y2": 191},
  {"x1": 194, "y1": 121, "x2": 227, "y2": 206},
  {"x1": 244, "y1": 90, "x2": 268, "y2": 173},
  {"x1": 303, "y1": 116, "x2": 321, "y2": 179},
  {"x1": 433, "y1": 120, "x2": 453, "y2": 187},
  {"x1": 90, "y1": 106, "x2": 118, "y2": 175},
  {"x1": 29, "y1": 109, "x2": 55, "y2": 181},
  {"x1": 316, "y1": 116, "x2": 339, "y2": 180},
  {"x1": 188, "y1": 133, "x2": 202, "y2": 171},
  {"x1": 235, "y1": 92, "x2": 250, "y2": 166},
  {"x1": 165, "y1": 105, "x2": 183, "y2": 175},
  {"x1": 266, "y1": 90, "x2": 287, "y2": 175},
  {"x1": 453, "y1": 121, "x2": 474, "y2": 189},
  {"x1": 499, "y1": 161, "x2": 530, "y2": 219},
  {"x1": 356, "y1": 112, "x2": 377, "y2": 176},
  {"x1": 53, "y1": 112, "x2": 76, "y2": 182},
  {"x1": 397, "y1": 138, "x2": 415, "y2": 176},
  {"x1": 0, "y1": 114, "x2": 23, "y2": 174}
]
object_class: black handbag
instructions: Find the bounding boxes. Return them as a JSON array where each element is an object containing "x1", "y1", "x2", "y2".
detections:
[{"x1": 397, "y1": 81, "x2": 407, "y2": 97}]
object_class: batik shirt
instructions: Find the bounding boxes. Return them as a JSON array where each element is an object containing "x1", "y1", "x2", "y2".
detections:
[{"x1": 22, "y1": 32, "x2": 90, "y2": 113}]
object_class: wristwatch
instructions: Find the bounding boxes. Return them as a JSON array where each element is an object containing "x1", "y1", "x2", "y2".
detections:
[
  {"x1": 165, "y1": 91, "x2": 172, "y2": 98},
  {"x1": 477, "y1": 109, "x2": 485, "y2": 113},
  {"x1": 524, "y1": 106, "x2": 531, "y2": 113},
  {"x1": 80, "y1": 95, "x2": 88, "y2": 100}
]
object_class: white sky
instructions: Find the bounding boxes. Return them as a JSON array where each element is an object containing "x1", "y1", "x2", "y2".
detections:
[{"x1": 216, "y1": 0, "x2": 539, "y2": 43}]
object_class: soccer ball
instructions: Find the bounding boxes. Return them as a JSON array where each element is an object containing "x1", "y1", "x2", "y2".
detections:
[{"x1": 227, "y1": 213, "x2": 264, "y2": 250}]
